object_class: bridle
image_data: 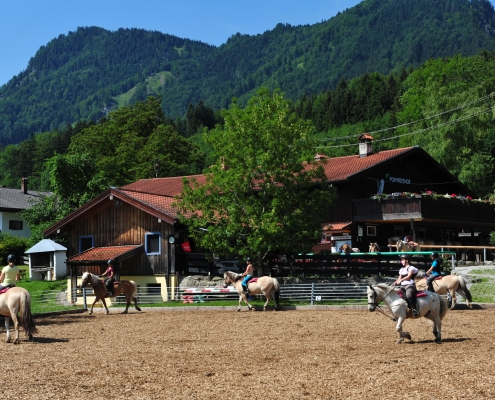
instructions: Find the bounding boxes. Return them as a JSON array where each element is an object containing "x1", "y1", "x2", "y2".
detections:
[{"x1": 368, "y1": 285, "x2": 398, "y2": 321}]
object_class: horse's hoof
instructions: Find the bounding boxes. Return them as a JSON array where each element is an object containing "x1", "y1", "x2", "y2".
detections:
[
  {"x1": 236, "y1": 308, "x2": 241, "y2": 312},
  {"x1": 136, "y1": 307, "x2": 142, "y2": 311},
  {"x1": 263, "y1": 307, "x2": 267, "y2": 311}
]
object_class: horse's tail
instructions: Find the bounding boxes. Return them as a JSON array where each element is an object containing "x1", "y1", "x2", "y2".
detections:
[
  {"x1": 20, "y1": 290, "x2": 38, "y2": 337},
  {"x1": 437, "y1": 293, "x2": 449, "y2": 321},
  {"x1": 457, "y1": 275, "x2": 472, "y2": 303},
  {"x1": 273, "y1": 278, "x2": 280, "y2": 307},
  {"x1": 129, "y1": 281, "x2": 138, "y2": 298}
]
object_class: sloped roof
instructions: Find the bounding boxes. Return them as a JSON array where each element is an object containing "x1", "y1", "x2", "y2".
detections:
[
  {"x1": 44, "y1": 146, "x2": 425, "y2": 237},
  {"x1": 313, "y1": 147, "x2": 413, "y2": 182},
  {"x1": 25, "y1": 239, "x2": 67, "y2": 254},
  {"x1": 0, "y1": 187, "x2": 52, "y2": 211},
  {"x1": 66, "y1": 245, "x2": 143, "y2": 265},
  {"x1": 121, "y1": 174, "x2": 206, "y2": 197},
  {"x1": 322, "y1": 222, "x2": 352, "y2": 231}
]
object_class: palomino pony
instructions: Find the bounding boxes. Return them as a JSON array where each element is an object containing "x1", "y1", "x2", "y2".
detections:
[
  {"x1": 0, "y1": 287, "x2": 37, "y2": 343},
  {"x1": 367, "y1": 283, "x2": 448, "y2": 343},
  {"x1": 223, "y1": 271, "x2": 280, "y2": 311},
  {"x1": 396, "y1": 239, "x2": 420, "y2": 252},
  {"x1": 415, "y1": 273, "x2": 472, "y2": 310},
  {"x1": 81, "y1": 272, "x2": 141, "y2": 315}
]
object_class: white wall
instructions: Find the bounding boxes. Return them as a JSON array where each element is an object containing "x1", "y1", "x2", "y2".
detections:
[{"x1": 0, "y1": 211, "x2": 31, "y2": 238}]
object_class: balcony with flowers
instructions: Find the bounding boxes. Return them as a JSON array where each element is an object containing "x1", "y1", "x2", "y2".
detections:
[{"x1": 353, "y1": 191, "x2": 495, "y2": 223}]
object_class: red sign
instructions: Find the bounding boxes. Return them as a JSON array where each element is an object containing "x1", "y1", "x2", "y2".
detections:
[{"x1": 181, "y1": 242, "x2": 192, "y2": 253}]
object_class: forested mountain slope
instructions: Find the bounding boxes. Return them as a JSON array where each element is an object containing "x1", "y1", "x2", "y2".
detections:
[{"x1": 1, "y1": 0, "x2": 495, "y2": 145}]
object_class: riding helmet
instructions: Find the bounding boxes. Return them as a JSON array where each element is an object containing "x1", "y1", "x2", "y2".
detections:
[
  {"x1": 107, "y1": 259, "x2": 115, "y2": 265},
  {"x1": 246, "y1": 257, "x2": 251, "y2": 262},
  {"x1": 7, "y1": 254, "x2": 16, "y2": 262},
  {"x1": 399, "y1": 254, "x2": 410, "y2": 260},
  {"x1": 430, "y1": 252, "x2": 439, "y2": 258}
]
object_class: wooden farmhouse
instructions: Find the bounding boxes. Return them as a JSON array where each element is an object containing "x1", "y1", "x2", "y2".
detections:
[{"x1": 44, "y1": 137, "x2": 495, "y2": 301}]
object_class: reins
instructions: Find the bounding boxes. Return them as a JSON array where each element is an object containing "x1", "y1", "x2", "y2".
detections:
[{"x1": 369, "y1": 286, "x2": 398, "y2": 321}]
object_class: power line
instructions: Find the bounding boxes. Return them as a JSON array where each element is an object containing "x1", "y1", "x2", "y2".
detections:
[
  {"x1": 316, "y1": 92, "x2": 495, "y2": 144},
  {"x1": 315, "y1": 106, "x2": 493, "y2": 149}
]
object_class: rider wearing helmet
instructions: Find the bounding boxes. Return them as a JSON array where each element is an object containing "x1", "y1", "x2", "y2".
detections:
[
  {"x1": 241, "y1": 258, "x2": 255, "y2": 294},
  {"x1": 0, "y1": 254, "x2": 20, "y2": 291},
  {"x1": 425, "y1": 252, "x2": 442, "y2": 292},
  {"x1": 394, "y1": 254, "x2": 420, "y2": 317},
  {"x1": 101, "y1": 259, "x2": 116, "y2": 297}
]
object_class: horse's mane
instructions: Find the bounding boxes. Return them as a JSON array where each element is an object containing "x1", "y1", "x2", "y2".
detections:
[
  {"x1": 375, "y1": 283, "x2": 393, "y2": 291},
  {"x1": 82, "y1": 271, "x2": 101, "y2": 286},
  {"x1": 224, "y1": 270, "x2": 243, "y2": 282}
]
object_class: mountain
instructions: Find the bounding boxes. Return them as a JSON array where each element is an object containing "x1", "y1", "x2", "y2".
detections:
[{"x1": 1, "y1": 0, "x2": 495, "y2": 145}]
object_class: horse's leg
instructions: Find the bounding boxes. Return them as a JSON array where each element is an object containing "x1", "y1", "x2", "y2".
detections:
[
  {"x1": 133, "y1": 295, "x2": 141, "y2": 312},
  {"x1": 449, "y1": 288, "x2": 457, "y2": 310},
  {"x1": 395, "y1": 314, "x2": 411, "y2": 344},
  {"x1": 240, "y1": 291, "x2": 254, "y2": 311},
  {"x1": 263, "y1": 290, "x2": 270, "y2": 311},
  {"x1": 4, "y1": 316, "x2": 11, "y2": 343},
  {"x1": 10, "y1": 310, "x2": 20, "y2": 344},
  {"x1": 101, "y1": 298, "x2": 109, "y2": 314},
  {"x1": 237, "y1": 294, "x2": 242, "y2": 311},
  {"x1": 89, "y1": 297, "x2": 99, "y2": 315}
]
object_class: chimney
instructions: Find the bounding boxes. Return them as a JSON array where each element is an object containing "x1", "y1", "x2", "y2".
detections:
[
  {"x1": 358, "y1": 133, "x2": 373, "y2": 158},
  {"x1": 21, "y1": 177, "x2": 28, "y2": 194}
]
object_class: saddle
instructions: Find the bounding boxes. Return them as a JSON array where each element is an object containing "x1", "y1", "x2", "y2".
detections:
[
  {"x1": 247, "y1": 277, "x2": 258, "y2": 284},
  {"x1": 397, "y1": 289, "x2": 428, "y2": 299},
  {"x1": 0, "y1": 285, "x2": 15, "y2": 295}
]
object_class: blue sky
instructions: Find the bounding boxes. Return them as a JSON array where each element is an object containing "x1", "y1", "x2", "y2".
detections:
[{"x1": 0, "y1": 0, "x2": 362, "y2": 86}]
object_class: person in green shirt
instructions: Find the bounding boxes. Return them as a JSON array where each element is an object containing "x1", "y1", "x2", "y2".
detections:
[{"x1": 0, "y1": 254, "x2": 20, "y2": 291}]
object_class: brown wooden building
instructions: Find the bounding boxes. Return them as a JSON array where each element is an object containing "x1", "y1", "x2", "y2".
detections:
[{"x1": 318, "y1": 137, "x2": 495, "y2": 253}]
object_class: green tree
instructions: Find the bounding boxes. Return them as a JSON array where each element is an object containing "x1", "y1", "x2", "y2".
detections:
[{"x1": 178, "y1": 88, "x2": 336, "y2": 262}]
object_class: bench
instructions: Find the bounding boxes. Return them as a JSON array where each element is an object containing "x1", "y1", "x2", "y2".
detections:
[{"x1": 31, "y1": 266, "x2": 53, "y2": 280}]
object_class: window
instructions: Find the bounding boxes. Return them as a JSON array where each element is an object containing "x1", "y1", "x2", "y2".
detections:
[
  {"x1": 395, "y1": 228, "x2": 404, "y2": 238},
  {"x1": 9, "y1": 220, "x2": 23, "y2": 230},
  {"x1": 366, "y1": 225, "x2": 377, "y2": 236},
  {"x1": 145, "y1": 232, "x2": 161, "y2": 254},
  {"x1": 147, "y1": 283, "x2": 161, "y2": 294},
  {"x1": 79, "y1": 236, "x2": 94, "y2": 252}
]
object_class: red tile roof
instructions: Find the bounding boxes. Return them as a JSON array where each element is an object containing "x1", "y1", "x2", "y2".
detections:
[
  {"x1": 322, "y1": 222, "x2": 352, "y2": 231},
  {"x1": 67, "y1": 245, "x2": 143, "y2": 263},
  {"x1": 121, "y1": 174, "x2": 206, "y2": 197},
  {"x1": 313, "y1": 147, "x2": 412, "y2": 182},
  {"x1": 118, "y1": 189, "x2": 180, "y2": 219}
]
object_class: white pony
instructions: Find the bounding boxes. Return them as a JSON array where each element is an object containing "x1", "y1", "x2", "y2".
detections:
[{"x1": 367, "y1": 284, "x2": 448, "y2": 344}]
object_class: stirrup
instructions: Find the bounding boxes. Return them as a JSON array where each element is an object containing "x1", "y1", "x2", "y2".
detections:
[{"x1": 413, "y1": 309, "x2": 419, "y2": 318}]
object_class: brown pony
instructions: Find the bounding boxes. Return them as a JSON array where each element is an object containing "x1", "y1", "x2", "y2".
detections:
[
  {"x1": 368, "y1": 242, "x2": 380, "y2": 253},
  {"x1": 415, "y1": 273, "x2": 472, "y2": 310},
  {"x1": 0, "y1": 287, "x2": 37, "y2": 343},
  {"x1": 81, "y1": 272, "x2": 141, "y2": 315},
  {"x1": 223, "y1": 271, "x2": 280, "y2": 311}
]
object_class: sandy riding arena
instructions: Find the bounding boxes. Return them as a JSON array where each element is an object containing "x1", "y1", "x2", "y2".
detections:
[{"x1": 3, "y1": 307, "x2": 495, "y2": 399}]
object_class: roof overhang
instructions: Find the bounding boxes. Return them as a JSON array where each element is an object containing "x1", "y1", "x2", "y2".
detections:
[{"x1": 66, "y1": 245, "x2": 143, "y2": 265}]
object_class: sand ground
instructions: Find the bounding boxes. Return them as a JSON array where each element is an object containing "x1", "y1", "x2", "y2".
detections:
[{"x1": 2, "y1": 307, "x2": 495, "y2": 399}]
